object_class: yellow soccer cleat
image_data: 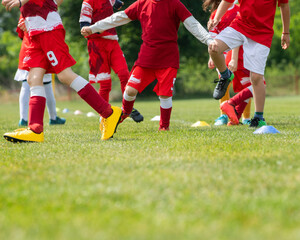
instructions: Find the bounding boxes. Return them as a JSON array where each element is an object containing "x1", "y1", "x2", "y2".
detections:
[
  {"x1": 101, "y1": 106, "x2": 122, "y2": 140},
  {"x1": 3, "y1": 128, "x2": 44, "y2": 143}
]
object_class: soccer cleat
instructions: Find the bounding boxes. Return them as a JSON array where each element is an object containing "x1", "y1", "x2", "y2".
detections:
[
  {"x1": 214, "y1": 114, "x2": 228, "y2": 126},
  {"x1": 49, "y1": 116, "x2": 66, "y2": 125},
  {"x1": 249, "y1": 117, "x2": 267, "y2": 128},
  {"x1": 18, "y1": 119, "x2": 28, "y2": 127},
  {"x1": 159, "y1": 127, "x2": 169, "y2": 131},
  {"x1": 3, "y1": 128, "x2": 44, "y2": 143},
  {"x1": 227, "y1": 121, "x2": 242, "y2": 126},
  {"x1": 242, "y1": 119, "x2": 251, "y2": 125},
  {"x1": 101, "y1": 106, "x2": 122, "y2": 140},
  {"x1": 220, "y1": 101, "x2": 239, "y2": 125},
  {"x1": 130, "y1": 108, "x2": 144, "y2": 123},
  {"x1": 213, "y1": 72, "x2": 234, "y2": 100}
]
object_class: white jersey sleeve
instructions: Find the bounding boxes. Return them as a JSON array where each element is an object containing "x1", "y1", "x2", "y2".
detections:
[
  {"x1": 183, "y1": 16, "x2": 213, "y2": 46},
  {"x1": 90, "y1": 11, "x2": 131, "y2": 34}
]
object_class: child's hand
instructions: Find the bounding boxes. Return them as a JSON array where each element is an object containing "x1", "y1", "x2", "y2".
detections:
[
  {"x1": 18, "y1": 17, "x2": 27, "y2": 32},
  {"x1": 208, "y1": 57, "x2": 215, "y2": 69},
  {"x1": 81, "y1": 27, "x2": 92, "y2": 37},
  {"x1": 228, "y1": 59, "x2": 237, "y2": 72},
  {"x1": 281, "y1": 33, "x2": 290, "y2": 50},
  {"x1": 2, "y1": 0, "x2": 20, "y2": 11},
  {"x1": 207, "y1": 18, "x2": 219, "y2": 31}
]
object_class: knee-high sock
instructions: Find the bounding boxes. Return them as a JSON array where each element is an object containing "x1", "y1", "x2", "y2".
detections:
[
  {"x1": 219, "y1": 82, "x2": 231, "y2": 115},
  {"x1": 122, "y1": 91, "x2": 136, "y2": 116},
  {"x1": 70, "y1": 76, "x2": 112, "y2": 118},
  {"x1": 242, "y1": 99, "x2": 251, "y2": 120},
  {"x1": 117, "y1": 69, "x2": 129, "y2": 94},
  {"x1": 99, "y1": 80, "x2": 112, "y2": 103},
  {"x1": 44, "y1": 82, "x2": 57, "y2": 120},
  {"x1": 19, "y1": 81, "x2": 30, "y2": 121},
  {"x1": 29, "y1": 86, "x2": 46, "y2": 134},
  {"x1": 159, "y1": 97, "x2": 172, "y2": 129},
  {"x1": 228, "y1": 86, "x2": 253, "y2": 106}
]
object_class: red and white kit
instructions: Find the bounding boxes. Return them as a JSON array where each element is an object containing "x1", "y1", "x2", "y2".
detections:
[
  {"x1": 20, "y1": 0, "x2": 76, "y2": 73},
  {"x1": 79, "y1": 0, "x2": 128, "y2": 84},
  {"x1": 209, "y1": 4, "x2": 251, "y2": 93},
  {"x1": 14, "y1": 16, "x2": 52, "y2": 82},
  {"x1": 123, "y1": 0, "x2": 192, "y2": 95},
  {"x1": 216, "y1": 0, "x2": 289, "y2": 74}
]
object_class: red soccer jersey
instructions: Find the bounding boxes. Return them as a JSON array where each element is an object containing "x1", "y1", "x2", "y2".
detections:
[
  {"x1": 20, "y1": 0, "x2": 64, "y2": 37},
  {"x1": 209, "y1": 4, "x2": 239, "y2": 36},
  {"x1": 124, "y1": 0, "x2": 192, "y2": 69},
  {"x1": 80, "y1": 0, "x2": 117, "y2": 39},
  {"x1": 224, "y1": 0, "x2": 289, "y2": 48}
]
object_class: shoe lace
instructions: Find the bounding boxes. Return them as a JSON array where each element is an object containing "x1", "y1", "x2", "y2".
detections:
[
  {"x1": 250, "y1": 117, "x2": 259, "y2": 127},
  {"x1": 213, "y1": 78, "x2": 226, "y2": 90}
]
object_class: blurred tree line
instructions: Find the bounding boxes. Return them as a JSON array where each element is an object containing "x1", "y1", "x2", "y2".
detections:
[{"x1": 0, "y1": 0, "x2": 299, "y2": 97}]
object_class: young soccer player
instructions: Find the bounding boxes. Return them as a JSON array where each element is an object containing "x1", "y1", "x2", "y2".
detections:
[
  {"x1": 2, "y1": 0, "x2": 122, "y2": 142},
  {"x1": 15, "y1": 15, "x2": 66, "y2": 127},
  {"x1": 82, "y1": 0, "x2": 213, "y2": 131},
  {"x1": 208, "y1": 0, "x2": 290, "y2": 127},
  {"x1": 79, "y1": 0, "x2": 143, "y2": 123},
  {"x1": 203, "y1": 0, "x2": 252, "y2": 126}
]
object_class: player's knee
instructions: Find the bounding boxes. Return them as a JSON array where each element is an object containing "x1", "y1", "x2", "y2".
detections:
[
  {"x1": 250, "y1": 73, "x2": 264, "y2": 86},
  {"x1": 125, "y1": 86, "x2": 138, "y2": 97}
]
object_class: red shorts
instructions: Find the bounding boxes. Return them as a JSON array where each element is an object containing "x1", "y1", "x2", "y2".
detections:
[
  {"x1": 88, "y1": 38, "x2": 128, "y2": 83},
  {"x1": 127, "y1": 66, "x2": 177, "y2": 97},
  {"x1": 232, "y1": 69, "x2": 251, "y2": 92},
  {"x1": 25, "y1": 29, "x2": 76, "y2": 74}
]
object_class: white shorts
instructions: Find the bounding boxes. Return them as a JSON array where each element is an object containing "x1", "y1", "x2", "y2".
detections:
[
  {"x1": 216, "y1": 27, "x2": 270, "y2": 75},
  {"x1": 14, "y1": 69, "x2": 52, "y2": 83}
]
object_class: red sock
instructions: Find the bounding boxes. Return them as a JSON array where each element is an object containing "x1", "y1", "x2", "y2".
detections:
[
  {"x1": 228, "y1": 87, "x2": 253, "y2": 106},
  {"x1": 122, "y1": 98, "x2": 135, "y2": 116},
  {"x1": 99, "y1": 80, "x2": 111, "y2": 103},
  {"x1": 117, "y1": 69, "x2": 129, "y2": 94},
  {"x1": 235, "y1": 101, "x2": 248, "y2": 120},
  {"x1": 160, "y1": 107, "x2": 172, "y2": 129},
  {"x1": 28, "y1": 96, "x2": 46, "y2": 134},
  {"x1": 78, "y1": 83, "x2": 112, "y2": 118}
]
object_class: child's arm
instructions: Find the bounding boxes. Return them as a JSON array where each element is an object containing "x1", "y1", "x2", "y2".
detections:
[
  {"x1": 228, "y1": 46, "x2": 239, "y2": 72},
  {"x1": 2, "y1": 0, "x2": 29, "y2": 11},
  {"x1": 81, "y1": 11, "x2": 131, "y2": 37},
  {"x1": 183, "y1": 16, "x2": 213, "y2": 46},
  {"x1": 280, "y1": 3, "x2": 290, "y2": 50},
  {"x1": 56, "y1": 0, "x2": 63, "y2": 7},
  {"x1": 208, "y1": 0, "x2": 232, "y2": 30}
]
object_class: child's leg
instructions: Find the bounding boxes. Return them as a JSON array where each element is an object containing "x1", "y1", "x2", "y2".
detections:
[
  {"x1": 19, "y1": 80, "x2": 30, "y2": 122},
  {"x1": 121, "y1": 86, "x2": 137, "y2": 121},
  {"x1": 27, "y1": 68, "x2": 47, "y2": 134},
  {"x1": 43, "y1": 81, "x2": 57, "y2": 120},
  {"x1": 117, "y1": 69, "x2": 129, "y2": 94},
  {"x1": 242, "y1": 99, "x2": 251, "y2": 121},
  {"x1": 98, "y1": 80, "x2": 112, "y2": 103},
  {"x1": 159, "y1": 96, "x2": 172, "y2": 130},
  {"x1": 219, "y1": 82, "x2": 231, "y2": 115},
  {"x1": 57, "y1": 68, "x2": 113, "y2": 118},
  {"x1": 250, "y1": 72, "x2": 265, "y2": 119}
]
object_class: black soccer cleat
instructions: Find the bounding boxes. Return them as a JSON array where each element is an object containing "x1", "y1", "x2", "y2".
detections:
[
  {"x1": 213, "y1": 72, "x2": 234, "y2": 100},
  {"x1": 249, "y1": 117, "x2": 267, "y2": 128},
  {"x1": 130, "y1": 108, "x2": 144, "y2": 123}
]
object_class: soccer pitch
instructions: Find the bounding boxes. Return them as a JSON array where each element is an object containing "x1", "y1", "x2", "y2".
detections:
[{"x1": 1, "y1": 96, "x2": 300, "y2": 240}]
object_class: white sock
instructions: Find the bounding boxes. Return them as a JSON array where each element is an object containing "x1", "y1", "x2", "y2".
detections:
[
  {"x1": 70, "y1": 76, "x2": 88, "y2": 92},
  {"x1": 44, "y1": 82, "x2": 57, "y2": 120},
  {"x1": 159, "y1": 97, "x2": 172, "y2": 109},
  {"x1": 19, "y1": 81, "x2": 30, "y2": 121},
  {"x1": 30, "y1": 85, "x2": 46, "y2": 98}
]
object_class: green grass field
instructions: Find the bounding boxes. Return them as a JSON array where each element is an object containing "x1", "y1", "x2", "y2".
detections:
[{"x1": 1, "y1": 96, "x2": 300, "y2": 240}]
